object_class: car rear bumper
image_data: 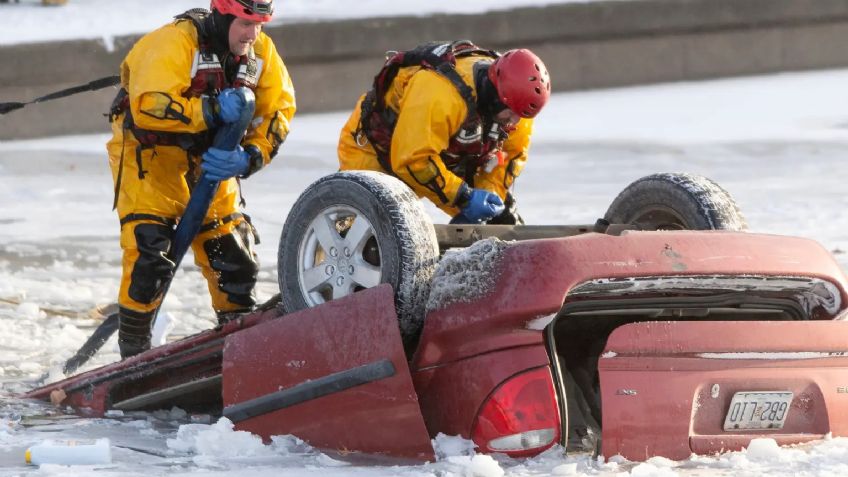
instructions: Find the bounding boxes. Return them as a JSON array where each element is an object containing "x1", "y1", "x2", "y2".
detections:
[{"x1": 599, "y1": 320, "x2": 848, "y2": 460}]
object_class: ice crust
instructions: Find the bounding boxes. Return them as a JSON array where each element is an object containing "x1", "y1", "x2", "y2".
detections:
[{"x1": 427, "y1": 238, "x2": 511, "y2": 311}]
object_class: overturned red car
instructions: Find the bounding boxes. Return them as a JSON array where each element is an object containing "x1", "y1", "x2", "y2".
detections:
[{"x1": 25, "y1": 172, "x2": 848, "y2": 462}]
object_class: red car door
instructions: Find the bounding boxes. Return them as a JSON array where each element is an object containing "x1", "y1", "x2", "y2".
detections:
[{"x1": 221, "y1": 284, "x2": 435, "y2": 461}]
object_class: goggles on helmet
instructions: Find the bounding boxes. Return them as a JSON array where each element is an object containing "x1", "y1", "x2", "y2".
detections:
[{"x1": 234, "y1": 0, "x2": 273, "y2": 15}]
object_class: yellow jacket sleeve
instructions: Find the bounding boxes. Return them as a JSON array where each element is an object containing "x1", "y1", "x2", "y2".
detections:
[
  {"x1": 473, "y1": 118, "x2": 532, "y2": 198},
  {"x1": 124, "y1": 24, "x2": 209, "y2": 133},
  {"x1": 243, "y1": 33, "x2": 296, "y2": 166},
  {"x1": 391, "y1": 70, "x2": 468, "y2": 212}
]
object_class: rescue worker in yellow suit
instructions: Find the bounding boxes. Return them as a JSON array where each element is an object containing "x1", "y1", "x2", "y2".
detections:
[
  {"x1": 106, "y1": 0, "x2": 295, "y2": 358},
  {"x1": 338, "y1": 42, "x2": 550, "y2": 224}
]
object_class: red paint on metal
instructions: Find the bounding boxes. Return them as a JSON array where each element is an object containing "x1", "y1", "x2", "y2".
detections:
[
  {"x1": 23, "y1": 306, "x2": 281, "y2": 413},
  {"x1": 223, "y1": 285, "x2": 435, "y2": 461},
  {"x1": 22, "y1": 232, "x2": 848, "y2": 463},
  {"x1": 599, "y1": 321, "x2": 848, "y2": 460},
  {"x1": 413, "y1": 344, "x2": 550, "y2": 439},
  {"x1": 416, "y1": 232, "x2": 848, "y2": 370}
]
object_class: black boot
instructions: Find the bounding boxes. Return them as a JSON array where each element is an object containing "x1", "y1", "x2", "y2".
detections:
[{"x1": 118, "y1": 307, "x2": 154, "y2": 359}]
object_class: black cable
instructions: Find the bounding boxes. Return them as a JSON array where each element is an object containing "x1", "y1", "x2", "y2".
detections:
[{"x1": 0, "y1": 75, "x2": 120, "y2": 115}]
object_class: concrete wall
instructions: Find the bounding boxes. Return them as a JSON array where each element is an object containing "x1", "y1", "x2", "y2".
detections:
[{"x1": 3, "y1": 0, "x2": 848, "y2": 139}]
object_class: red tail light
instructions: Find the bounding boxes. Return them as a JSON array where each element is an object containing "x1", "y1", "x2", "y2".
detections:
[{"x1": 471, "y1": 366, "x2": 561, "y2": 457}]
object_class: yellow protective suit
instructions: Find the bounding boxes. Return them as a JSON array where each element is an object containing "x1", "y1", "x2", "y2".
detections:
[
  {"x1": 338, "y1": 54, "x2": 532, "y2": 217},
  {"x1": 106, "y1": 17, "x2": 296, "y2": 316}
]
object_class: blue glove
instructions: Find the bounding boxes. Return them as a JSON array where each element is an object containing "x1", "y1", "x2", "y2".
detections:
[
  {"x1": 456, "y1": 188, "x2": 505, "y2": 223},
  {"x1": 216, "y1": 88, "x2": 247, "y2": 124},
  {"x1": 450, "y1": 212, "x2": 476, "y2": 225},
  {"x1": 201, "y1": 146, "x2": 249, "y2": 181}
]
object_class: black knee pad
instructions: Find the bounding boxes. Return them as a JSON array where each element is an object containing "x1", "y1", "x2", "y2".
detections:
[
  {"x1": 129, "y1": 223, "x2": 176, "y2": 304},
  {"x1": 203, "y1": 221, "x2": 259, "y2": 307}
]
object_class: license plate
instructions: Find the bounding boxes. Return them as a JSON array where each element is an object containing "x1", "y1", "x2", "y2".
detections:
[{"x1": 723, "y1": 391, "x2": 793, "y2": 431}]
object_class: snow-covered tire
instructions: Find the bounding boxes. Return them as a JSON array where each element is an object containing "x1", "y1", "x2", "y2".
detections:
[
  {"x1": 603, "y1": 173, "x2": 747, "y2": 231},
  {"x1": 277, "y1": 171, "x2": 439, "y2": 342}
]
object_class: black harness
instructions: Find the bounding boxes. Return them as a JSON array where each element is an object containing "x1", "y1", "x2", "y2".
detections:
[
  {"x1": 356, "y1": 40, "x2": 501, "y2": 178},
  {"x1": 109, "y1": 9, "x2": 259, "y2": 153},
  {"x1": 109, "y1": 9, "x2": 261, "y2": 210}
]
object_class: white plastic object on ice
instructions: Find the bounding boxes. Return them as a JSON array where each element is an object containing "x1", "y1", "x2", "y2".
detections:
[
  {"x1": 151, "y1": 311, "x2": 174, "y2": 346},
  {"x1": 25, "y1": 437, "x2": 112, "y2": 465}
]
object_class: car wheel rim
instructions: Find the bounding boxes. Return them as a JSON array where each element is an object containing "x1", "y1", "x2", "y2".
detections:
[
  {"x1": 630, "y1": 206, "x2": 689, "y2": 230},
  {"x1": 297, "y1": 205, "x2": 382, "y2": 306}
]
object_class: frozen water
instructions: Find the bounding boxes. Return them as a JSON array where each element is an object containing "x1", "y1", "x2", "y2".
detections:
[{"x1": 3, "y1": 58, "x2": 848, "y2": 476}]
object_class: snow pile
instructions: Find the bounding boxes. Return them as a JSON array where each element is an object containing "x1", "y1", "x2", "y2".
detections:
[
  {"x1": 433, "y1": 432, "x2": 477, "y2": 459},
  {"x1": 433, "y1": 434, "x2": 506, "y2": 476},
  {"x1": 167, "y1": 417, "x2": 273, "y2": 466},
  {"x1": 0, "y1": 414, "x2": 19, "y2": 445},
  {"x1": 15, "y1": 302, "x2": 44, "y2": 319},
  {"x1": 628, "y1": 456, "x2": 678, "y2": 477},
  {"x1": 441, "y1": 454, "x2": 505, "y2": 477},
  {"x1": 427, "y1": 238, "x2": 511, "y2": 311},
  {"x1": 745, "y1": 438, "x2": 783, "y2": 462}
]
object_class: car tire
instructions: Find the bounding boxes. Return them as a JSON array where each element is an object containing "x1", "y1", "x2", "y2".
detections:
[
  {"x1": 277, "y1": 171, "x2": 439, "y2": 342},
  {"x1": 603, "y1": 172, "x2": 747, "y2": 230}
]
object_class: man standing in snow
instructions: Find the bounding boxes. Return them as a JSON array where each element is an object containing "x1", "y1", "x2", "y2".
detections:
[
  {"x1": 338, "y1": 42, "x2": 550, "y2": 225},
  {"x1": 106, "y1": 0, "x2": 295, "y2": 359}
]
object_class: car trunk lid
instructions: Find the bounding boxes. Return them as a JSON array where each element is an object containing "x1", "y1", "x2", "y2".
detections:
[{"x1": 598, "y1": 319, "x2": 848, "y2": 460}]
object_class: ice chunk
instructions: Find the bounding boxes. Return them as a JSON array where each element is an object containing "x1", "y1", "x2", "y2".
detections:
[{"x1": 746, "y1": 438, "x2": 782, "y2": 461}]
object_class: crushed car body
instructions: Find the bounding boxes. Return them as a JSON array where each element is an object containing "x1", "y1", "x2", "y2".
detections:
[{"x1": 25, "y1": 228, "x2": 848, "y2": 462}]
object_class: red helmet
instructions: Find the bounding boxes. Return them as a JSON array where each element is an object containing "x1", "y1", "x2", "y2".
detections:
[
  {"x1": 211, "y1": 0, "x2": 274, "y2": 22},
  {"x1": 487, "y1": 49, "x2": 551, "y2": 118}
]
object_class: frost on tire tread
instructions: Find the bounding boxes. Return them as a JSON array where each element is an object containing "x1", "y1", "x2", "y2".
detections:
[
  {"x1": 278, "y1": 171, "x2": 439, "y2": 341},
  {"x1": 604, "y1": 172, "x2": 747, "y2": 231}
]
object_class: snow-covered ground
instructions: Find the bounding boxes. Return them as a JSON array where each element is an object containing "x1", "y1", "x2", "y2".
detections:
[
  {"x1": 2, "y1": 66, "x2": 848, "y2": 476},
  {"x1": 0, "y1": 0, "x2": 610, "y2": 46}
]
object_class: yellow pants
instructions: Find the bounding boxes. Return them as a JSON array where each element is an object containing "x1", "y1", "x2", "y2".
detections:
[{"x1": 107, "y1": 125, "x2": 259, "y2": 317}]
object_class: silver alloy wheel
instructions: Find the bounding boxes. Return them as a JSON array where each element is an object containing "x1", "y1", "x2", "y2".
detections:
[
  {"x1": 279, "y1": 171, "x2": 440, "y2": 343},
  {"x1": 296, "y1": 205, "x2": 382, "y2": 306}
]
